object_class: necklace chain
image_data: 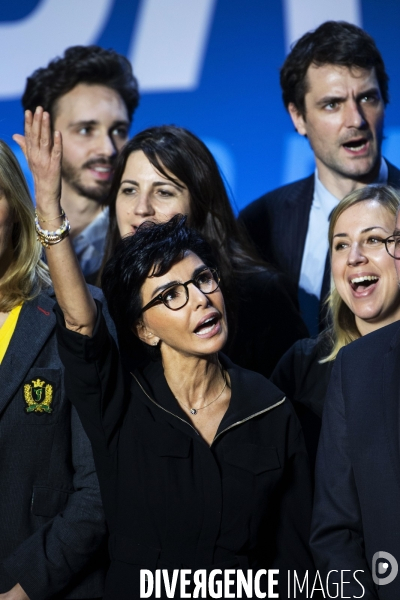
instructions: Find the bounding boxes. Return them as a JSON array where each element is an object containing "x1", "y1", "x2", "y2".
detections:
[{"x1": 176, "y1": 366, "x2": 227, "y2": 415}]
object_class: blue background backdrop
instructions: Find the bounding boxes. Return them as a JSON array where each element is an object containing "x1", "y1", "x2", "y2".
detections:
[{"x1": 0, "y1": 0, "x2": 399, "y2": 213}]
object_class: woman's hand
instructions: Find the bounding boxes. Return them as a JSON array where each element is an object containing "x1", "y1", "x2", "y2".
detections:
[
  {"x1": 14, "y1": 106, "x2": 97, "y2": 336},
  {"x1": 13, "y1": 107, "x2": 62, "y2": 219}
]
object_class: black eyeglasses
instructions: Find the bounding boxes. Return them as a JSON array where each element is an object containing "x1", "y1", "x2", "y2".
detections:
[
  {"x1": 141, "y1": 268, "x2": 220, "y2": 313},
  {"x1": 384, "y1": 235, "x2": 400, "y2": 259}
]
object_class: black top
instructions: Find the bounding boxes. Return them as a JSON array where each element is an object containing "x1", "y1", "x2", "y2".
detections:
[
  {"x1": 227, "y1": 269, "x2": 308, "y2": 378},
  {"x1": 270, "y1": 336, "x2": 334, "y2": 469},
  {"x1": 56, "y1": 303, "x2": 315, "y2": 599}
]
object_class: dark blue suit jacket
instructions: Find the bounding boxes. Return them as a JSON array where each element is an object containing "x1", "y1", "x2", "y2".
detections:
[
  {"x1": 0, "y1": 287, "x2": 109, "y2": 600},
  {"x1": 239, "y1": 161, "x2": 400, "y2": 286},
  {"x1": 311, "y1": 320, "x2": 400, "y2": 599}
]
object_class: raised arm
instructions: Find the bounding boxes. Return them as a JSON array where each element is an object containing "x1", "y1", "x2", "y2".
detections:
[{"x1": 14, "y1": 108, "x2": 96, "y2": 336}]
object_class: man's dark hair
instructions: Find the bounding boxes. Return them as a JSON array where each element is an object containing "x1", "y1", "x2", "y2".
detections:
[
  {"x1": 102, "y1": 215, "x2": 218, "y2": 338},
  {"x1": 22, "y1": 45, "x2": 139, "y2": 122},
  {"x1": 280, "y1": 21, "x2": 389, "y2": 117}
]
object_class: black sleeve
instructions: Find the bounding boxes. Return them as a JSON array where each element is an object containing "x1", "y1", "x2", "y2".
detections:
[
  {"x1": 270, "y1": 339, "x2": 301, "y2": 401},
  {"x1": 311, "y1": 351, "x2": 378, "y2": 598},
  {"x1": 272, "y1": 403, "x2": 317, "y2": 598},
  {"x1": 230, "y1": 271, "x2": 308, "y2": 378},
  {"x1": 256, "y1": 272, "x2": 308, "y2": 378},
  {"x1": 55, "y1": 300, "x2": 127, "y2": 455}
]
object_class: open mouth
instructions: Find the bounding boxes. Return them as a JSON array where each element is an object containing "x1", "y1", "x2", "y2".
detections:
[
  {"x1": 342, "y1": 138, "x2": 369, "y2": 153},
  {"x1": 350, "y1": 275, "x2": 379, "y2": 292},
  {"x1": 194, "y1": 315, "x2": 220, "y2": 336},
  {"x1": 86, "y1": 163, "x2": 114, "y2": 181}
]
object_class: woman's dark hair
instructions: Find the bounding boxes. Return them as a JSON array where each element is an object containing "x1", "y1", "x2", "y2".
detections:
[
  {"x1": 102, "y1": 215, "x2": 217, "y2": 344},
  {"x1": 100, "y1": 125, "x2": 266, "y2": 299},
  {"x1": 280, "y1": 21, "x2": 389, "y2": 117},
  {"x1": 22, "y1": 45, "x2": 139, "y2": 122}
]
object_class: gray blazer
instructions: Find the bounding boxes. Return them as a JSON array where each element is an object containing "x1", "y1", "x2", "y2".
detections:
[{"x1": 0, "y1": 287, "x2": 107, "y2": 600}]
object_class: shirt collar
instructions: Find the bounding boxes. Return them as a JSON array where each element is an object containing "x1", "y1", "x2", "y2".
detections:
[
  {"x1": 313, "y1": 173, "x2": 340, "y2": 219},
  {"x1": 132, "y1": 354, "x2": 285, "y2": 444},
  {"x1": 73, "y1": 207, "x2": 109, "y2": 248}
]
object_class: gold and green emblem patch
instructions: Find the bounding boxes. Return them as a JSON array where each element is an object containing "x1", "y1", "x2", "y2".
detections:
[{"x1": 24, "y1": 378, "x2": 53, "y2": 413}]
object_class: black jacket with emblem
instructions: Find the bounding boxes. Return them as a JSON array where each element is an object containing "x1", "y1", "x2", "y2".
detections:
[
  {"x1": 55, "y1": 302, "x2": 315, "y2": 599},
  {"x1": 0, "y1": 287, "x2": 109, "y2": 600}
]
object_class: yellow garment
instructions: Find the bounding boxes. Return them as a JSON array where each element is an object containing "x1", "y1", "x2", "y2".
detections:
[{"x1": 0, "y1": 304, "x2": 23, "y2": 363}]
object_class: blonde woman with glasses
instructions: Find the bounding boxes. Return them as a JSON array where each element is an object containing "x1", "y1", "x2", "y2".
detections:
[{"x1": 271, "y1": 184, "x2": 400, "y2": 466}]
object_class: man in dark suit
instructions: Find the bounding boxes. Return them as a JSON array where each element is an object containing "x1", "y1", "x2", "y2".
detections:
[
  {"x1": 240, "y1": 21, "x2": 400, "y2": 331},
  {"x1": 310, "y1": 220, "x2": 400, "y2": 598}
]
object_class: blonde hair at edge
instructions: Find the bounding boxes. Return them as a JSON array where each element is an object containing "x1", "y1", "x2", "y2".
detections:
[
  {"x1": 0, "y1": 140, "x2": 51, "y2": 312},
  {"x1": 321, "y1": 184, "x2": 400, "y2": 363}
]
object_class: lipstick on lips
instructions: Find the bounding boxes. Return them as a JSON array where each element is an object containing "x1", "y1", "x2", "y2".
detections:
[{"x1": 194, "y1": 312, "x2": 222, "y2": 338}]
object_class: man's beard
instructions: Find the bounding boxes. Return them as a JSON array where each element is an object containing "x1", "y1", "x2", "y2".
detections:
[{"x1": 61, "y1": 157, "x2": 114, "y2": 203}]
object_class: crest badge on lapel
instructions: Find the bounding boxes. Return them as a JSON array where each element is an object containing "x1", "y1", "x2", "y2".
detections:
[{"x1": 24, "y1": 378, "x2": 53, "y2": 413}]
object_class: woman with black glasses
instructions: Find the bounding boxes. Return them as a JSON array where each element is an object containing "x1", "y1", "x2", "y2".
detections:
[
  {"x1": 15, "y1": 108, "x2": 315, "y2": 599},
  {"x1": 95, "y1": 124, "x2": 308, "y2": 378}
]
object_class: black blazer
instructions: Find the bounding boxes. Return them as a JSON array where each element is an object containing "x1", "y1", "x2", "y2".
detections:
[
  {"x1": 0, "y1": 288, "x2": 108, "y2": 600},
  {"x1": 56, "y1": 303, "x2": 316, "y2": 599},
  {"x1": 239, "y1": 160, "x2": 400, "y2": 285},
  {"x1": 311, "y1": 320, "x2": 400, "y2": 599},
  {"x1": 270, "y1": 336, "x2": 333, "y2": 469}
]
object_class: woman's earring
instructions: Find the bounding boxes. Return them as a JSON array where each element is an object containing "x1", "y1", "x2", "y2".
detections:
[{"x1": 153, "y1": 340, "x2": 158, "y2": 346}]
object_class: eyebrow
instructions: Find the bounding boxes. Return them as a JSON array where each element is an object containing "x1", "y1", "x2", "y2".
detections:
[
  {"x1": 333, "y1": 226, "x2": 389, "y2": 238},
  {"x1": 316, "y1": 95, "x2": 345, "y2": 107},
  {"x1": 119, "y1": 179, "x2": 183, "y2": 189},
  {"x1": 316, "y1": 87, "x2": 380, "y2": 108},
  {"x1": 68, "y1": 119, "x2": 129, "y2": 130},
  {"x1": 150, "y1": 264, "x2": 208, "y2": 299},
  {"x1": 68, "y1": 120, "x2": 98, "y2": 129},
  {"x1": 355, "y1": 87, "x2": 380, "y2": 101}
]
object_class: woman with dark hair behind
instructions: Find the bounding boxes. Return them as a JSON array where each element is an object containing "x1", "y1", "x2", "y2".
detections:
[
  {"x1": 96, "y1": 125, "x2": 308, "y2": 377},
  {"x1": 16, "y1": 108, "x2": 316, "y2": 599}
]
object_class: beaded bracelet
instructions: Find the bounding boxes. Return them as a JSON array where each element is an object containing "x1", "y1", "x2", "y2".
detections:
[
  {"x1": 35, "y1": 210, "x2": 70, "y2": 248},
  {"x1": 36, "y1": 208, "x2": 65, "y2": 223}
]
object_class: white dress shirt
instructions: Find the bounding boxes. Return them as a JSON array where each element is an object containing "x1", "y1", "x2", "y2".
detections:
[{"x1": 299, "y1": 159, "x2": 388, "y2": 299}]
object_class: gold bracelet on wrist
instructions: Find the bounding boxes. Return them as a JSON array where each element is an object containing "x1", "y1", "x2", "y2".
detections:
[
  {"x1": 36, "y1": 208, "x2": 65, "y2": 223},
  {"x1": 35, "y1": 210, "x2": 70, "y2": 248}
]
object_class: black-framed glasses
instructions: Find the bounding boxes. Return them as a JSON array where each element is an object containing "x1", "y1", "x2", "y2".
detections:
[
  {"x1": 141, "y1": 268, "x2": 220, "y2": 313},
  {"x1": 384, "y1": 235, "x2": 400, "y2": 259}
]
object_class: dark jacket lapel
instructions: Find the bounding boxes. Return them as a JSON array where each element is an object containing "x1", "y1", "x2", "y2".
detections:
[
  {"x1": 282, "y1": 175, "x2": 314, "y2": 282},
  {"x1": 387, "y1": 159, "x2": 400, "y2": 188},
  {"x1": 382, "y1": 327, "x2": 400, "y2": 488},
  {"x1": 0, "y1": 290, "x2": 56, "y2": 417}
]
